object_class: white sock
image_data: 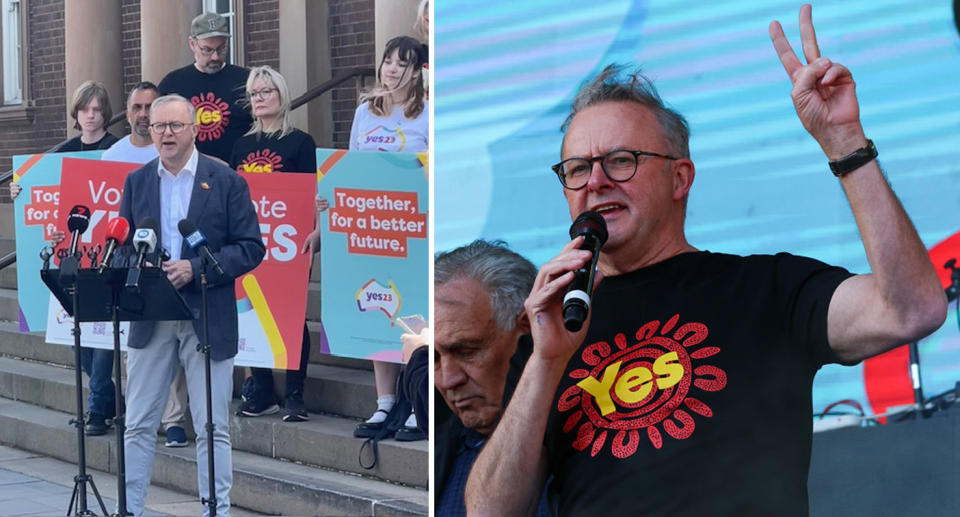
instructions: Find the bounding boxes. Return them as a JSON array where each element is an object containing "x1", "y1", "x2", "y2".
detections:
[
  {"x1": 403, "y1": 411, "x2": 417, "y2": 428},
  {"x1": 366, "y1": 395, "x2": 396, "y2": 424}
]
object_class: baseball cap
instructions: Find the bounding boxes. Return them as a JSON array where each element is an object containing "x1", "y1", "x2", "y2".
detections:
[{"x1": 191, "y1": 12, "x2": 231, "y2": 39}]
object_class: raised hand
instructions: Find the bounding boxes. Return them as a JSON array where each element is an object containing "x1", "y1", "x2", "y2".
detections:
[
  {"x1": 770, "y1": 4, "x2": 866, "y2": 158},
  {"x1": 524, "y1": 236, "x2": 603, "y2": 364}
]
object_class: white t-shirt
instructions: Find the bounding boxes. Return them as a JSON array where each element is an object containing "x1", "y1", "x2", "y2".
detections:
[
  {"x1": 101, "y1": 135, "x2": 159, "y2": 164},
  {"x1": 349, "y1": 101, "x2": 429, "y2": 153}
]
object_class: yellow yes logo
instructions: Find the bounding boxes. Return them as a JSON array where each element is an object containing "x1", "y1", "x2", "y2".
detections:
[{"x1": 576, "y1": 352, "x2": 684, "y2": 416}]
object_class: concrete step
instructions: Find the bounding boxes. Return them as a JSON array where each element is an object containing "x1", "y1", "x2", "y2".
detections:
[
  {"x1": 0, "y1": 321, "x2": 378, "y2": 421},
  {"x1": 0, "y1": 202, "x2": 14, "y2": 239},
  {"x1": 0, "y1": 263, "x2": 16, "y2": 289},
  {"x1": 0, "y1": 238, "x2": 13, "y2": 256},
  {"x1": 0, "y1": 355, "x2": 425, "y2": 487},
  {"x1": 0, "y1": 397, "x2": 427, "y2": 516}
]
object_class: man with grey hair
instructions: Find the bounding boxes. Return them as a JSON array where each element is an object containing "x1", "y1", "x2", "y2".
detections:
[
  {"x1": 468, "y1": 6, "x2": 946, "y2": 516},
  {"x1": 434, "y1": 240, "x2": 550, "y2": 516},
  {"x1": 119, "y1": 94, "x2": 264, "y2": 516}
]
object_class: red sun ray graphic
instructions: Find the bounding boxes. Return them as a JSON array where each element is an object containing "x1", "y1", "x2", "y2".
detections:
[
  {"x1": 192, "y1": 93, "x2": 231, "y2": 142},
  {"x1": 239, "y1": 149, "x2": 283, "y2": 173},
  {"x1": 559, "y1": 315, "x2": 727, "y2": 457}
]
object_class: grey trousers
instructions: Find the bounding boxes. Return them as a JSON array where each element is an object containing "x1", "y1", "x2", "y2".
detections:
[{"x1": 124, "y1": 320, "x2": 234, "y2": 517}]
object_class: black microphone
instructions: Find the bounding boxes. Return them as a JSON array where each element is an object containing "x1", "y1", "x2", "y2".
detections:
[
  {"x1": 66, "y1": 205, "x2": 91, "y2": 257},
  {"x1": 178, "y1": 219, "x2": 225, "y2": 275},
  {"x1": 125, "y1": 218, "x2": 159, "y2": 290},
  {"x1": 563, "y1": 210, "x2": 608, "y2": 332}
]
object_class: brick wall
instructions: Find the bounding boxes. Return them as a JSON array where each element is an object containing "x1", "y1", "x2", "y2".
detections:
[
  {"x1": 120, "y1": 0, "x2": 141, "y2": 97},
  {"x1": 0, "y1": 0, "x2": 66, "y2": 174},
  {"x1": 244, "y1": 0, "x2": 279, "y2": 69},
  {"x1": 329, "y1": 0, "x2": 375, "y2": 149}
]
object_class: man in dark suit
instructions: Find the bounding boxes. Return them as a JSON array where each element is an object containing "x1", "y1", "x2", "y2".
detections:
[
  {"x1": 434, "y1": 240, "x2": 551, "y2": 516},
  {"x1": 119, "y1": 94, "x2": 265, "y2": 517}
]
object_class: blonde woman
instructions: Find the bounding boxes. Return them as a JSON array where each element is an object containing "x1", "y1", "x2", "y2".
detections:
[{"x1": 231, "y1": 65, "x2": 325, "y2": 422}]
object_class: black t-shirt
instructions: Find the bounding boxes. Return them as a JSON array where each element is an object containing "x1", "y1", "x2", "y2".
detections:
[
  {"x1": 158, "y1": 63, "x2": 253, "y2": 162},
  {"x1": 57, "y1": 132, "x2": 119, "y2": 152},
  {"x1": 543, "y1": 251, "x2": 853, "y2": 517},
  {"x1": 229, "y1": 129, "x2": 317, "y2": 174}
]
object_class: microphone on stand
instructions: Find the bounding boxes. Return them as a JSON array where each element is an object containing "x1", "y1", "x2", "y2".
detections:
[
  {"x1": 66, "y1": 205, "x2": 91, "y2": 257},
  {"x1": 98, "y1": 217, "x2": 130, "y2": 273},
  {"x1": 125, "y1": 218, "x2": 159, "y2": 291},
  {"x1": 562, "y1": 210, "x2": 608, "y2": 332},
  {"x1": 178, "y1": 219, "x2": 225, "y2": 275}
]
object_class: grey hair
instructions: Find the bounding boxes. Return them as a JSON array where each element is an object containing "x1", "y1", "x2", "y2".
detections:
[
  {"x1": 562, "y1": 64, "x2": 690, "y2": 159},
  {"x1": 435, "y1": 240, "x2": 537, "y2": 332},
  {"x1": 150, "y1": 94, "x2": 196, "y2": 121}
]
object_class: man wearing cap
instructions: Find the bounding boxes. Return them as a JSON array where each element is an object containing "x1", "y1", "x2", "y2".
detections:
[{"x1": 158, "y1": 12, "x2": 253, "y2": 163}]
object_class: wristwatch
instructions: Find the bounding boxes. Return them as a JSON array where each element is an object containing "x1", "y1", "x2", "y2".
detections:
[{"x1": 829, "y1": 139, "x2": 877, "y2": 177}]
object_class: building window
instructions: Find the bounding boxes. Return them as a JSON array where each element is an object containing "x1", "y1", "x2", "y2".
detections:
[
  {"x1": 1, "y1": 0, "x2": 23, "y2": 105},
  {"x1": 203, "y1": 0, "x2": 239, "y2": 65}
]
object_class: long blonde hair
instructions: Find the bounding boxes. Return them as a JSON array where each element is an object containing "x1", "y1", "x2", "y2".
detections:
[
  {"x1": 360, "y1": 36, "x2": 425, "y2": 119},
  {"x1": 245, "y1": 65, "x2": 293, "y2": 138}
]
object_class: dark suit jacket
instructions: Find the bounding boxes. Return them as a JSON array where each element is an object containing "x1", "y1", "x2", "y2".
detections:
[
  {"x1": 435, "y1": 334, "x2": 533, "y2": 505},
  {"x1": 118, "y1": 152, "x2": 266, "y2": 360}
]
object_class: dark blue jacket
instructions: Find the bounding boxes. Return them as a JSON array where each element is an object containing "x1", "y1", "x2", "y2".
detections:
[{"x1": 118, "y1": 152, "x2": 265, "y2": 360}]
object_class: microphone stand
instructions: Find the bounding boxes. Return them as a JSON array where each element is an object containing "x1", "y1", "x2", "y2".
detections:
[
  {"x1": 64, "y1": 255, "x2": 109, "y2": 517},
  {"x1": 905, "y1": 259, "x2": 960, "y2": 419},
  {"x1": 108, "y1": 272, "x2": 131, "y2": 517},
  {"x1": 197, "y1": 256, "x2": 217, "y2": 516}
]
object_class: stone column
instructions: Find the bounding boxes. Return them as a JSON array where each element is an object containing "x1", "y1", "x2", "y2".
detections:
[
  {"x1": 64, "y1": 0, "x2": 124, "y2": 138},
  {"x1": 374, "y1": 0, "x2": 419, "y2": 56},
  {"x1": 140, "y1": 0, "x2": 202, "y2": 85},
  {"x1": 279, "y1": 0, "x2": 331, "y2": 147}
]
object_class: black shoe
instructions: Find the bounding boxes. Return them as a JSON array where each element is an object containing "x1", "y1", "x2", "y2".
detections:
[
  {"x1": 240, "y1": 376, "x2": 257, "y2": 402},
  {"x1": 239, "y1": 397, "x2": 280, "y2": 417},
  {"x1": 282, "y1": 396, "x2": 309, "y2": 422},
  {"x1": 394, "y1": 425, "x2": 426, "y2": 442},
  {"x1": 354, "y1": 409, "x2": 389, "y2": 438},
  {"x1": 164, "y1": 426, "x2": 188, "y2": 447},
  {"x1": 84, "y1": 413, "x2": 110, "y2": 436}
]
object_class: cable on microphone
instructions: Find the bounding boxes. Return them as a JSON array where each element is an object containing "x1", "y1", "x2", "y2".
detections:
[
  {"x1": 178, "y1": 219, "x2": 225, "y2": 275},
  {"x1": 562, "y1": 210, "x2": 608, "y2": 332},
  {"x1": 98, "y1": 217, "x2": 130, "y2": 273}
]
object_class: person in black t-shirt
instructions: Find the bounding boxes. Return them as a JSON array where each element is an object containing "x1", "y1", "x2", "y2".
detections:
[
  {"x1": 231, "y1": 65, "x2": 323, "y2": 423},
  {"x1": 467, "y1": 6, "x2": 948, "y2": 517},
  {"x1": 158, "y1": 12, "x2": 253, "y2": 163},
  {"x1": 58, "y1": 80, "x2": 119, "y2": 152}
]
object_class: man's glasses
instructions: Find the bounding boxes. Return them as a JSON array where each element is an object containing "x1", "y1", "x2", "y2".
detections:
[
  {"x1": 196, "y1": 44, "x2": 229, "y2": 57},
  {"x1": 249, "y1": 88, "x2": 277, "y2": 100},
  {"x1": 149, "y1": 122, "x2": 193, "y2": 134},
  {"x1": 551, "y1": 149, "x2": 678, "y2": 190}
]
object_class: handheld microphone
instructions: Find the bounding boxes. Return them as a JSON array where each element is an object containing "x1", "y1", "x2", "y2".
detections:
[
  {"x1": 66, "y1": 205, "x2": 91, "y2": 257},
  {"x1": 563, "y1": 210, "x2": 608, "y2": 332},
  {"x1": 98, "y1": 217, "x2": 130, "y2": 272},
  {"x1": 178, "y1": 219, "x2": 225, "y2": 275},
  {"x1": 126, "y1": 218, "x2": 159, "y2": 290}
]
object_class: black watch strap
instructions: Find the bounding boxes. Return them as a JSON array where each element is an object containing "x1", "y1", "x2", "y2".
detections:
[{"x1": 829, "y1": 139, "x2": 877, "y2": 177}]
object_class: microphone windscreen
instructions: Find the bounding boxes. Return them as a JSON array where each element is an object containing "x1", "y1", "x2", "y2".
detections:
[
  {"x1": 67, "y1": 205, "x2": 91, "y2": 234},
  {"x1": 139, "y1": 217, "x2": 160, "y2": 233},
  {"x1": 105, "y1": 217, "x2": 130, "y2": 242},
  {"x1": 177, "y1": 219, "x2": 197, "y2": 238},
  {"x1": 569, "y1": 210, "x2": 608, "y2": 245}
]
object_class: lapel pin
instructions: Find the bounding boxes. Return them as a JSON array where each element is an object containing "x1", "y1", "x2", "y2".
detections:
[{"x1": 200, "y1": 181, "x2": 211, "y2": 190}]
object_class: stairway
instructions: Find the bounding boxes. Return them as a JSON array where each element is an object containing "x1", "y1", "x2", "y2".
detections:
[{"x1": 0, "y1": 202, "x2": 428, "y2": 516}]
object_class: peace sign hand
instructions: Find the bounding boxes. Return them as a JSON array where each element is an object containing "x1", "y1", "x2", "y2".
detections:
[{"x1": 770, "y1": 4, "x2": 867, "y2": 159}]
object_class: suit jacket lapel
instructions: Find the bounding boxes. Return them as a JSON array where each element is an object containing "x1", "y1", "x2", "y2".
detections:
[{"x1": 183, "y1": 157, "x2": 212, "y2": 256}]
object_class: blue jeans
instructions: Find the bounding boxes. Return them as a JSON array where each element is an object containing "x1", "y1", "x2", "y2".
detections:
[{"x1": 80, "y1": 347, "x2": 116, "y2": 418}]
